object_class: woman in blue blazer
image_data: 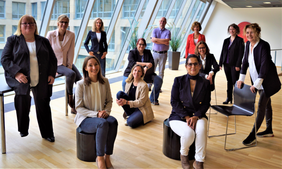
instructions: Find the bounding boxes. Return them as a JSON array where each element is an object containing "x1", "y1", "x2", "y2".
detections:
[
  {"x1": 1, "y1": 15, "x2": 57, "y2": 142},
  {"x1": 84, "y1": 18, "x2": 108, "y2": 77},
  {"x1": 237, "y1": 23, "x2": 281, "y2": 146},
  {"x1": 169, "y1": 55, "x2": 211, "y2": 169},
  {"x1": 219, "y1": 23, "x2": 244, "y2": 104}
]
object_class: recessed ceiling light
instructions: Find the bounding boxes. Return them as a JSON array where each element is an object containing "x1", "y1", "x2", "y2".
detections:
[
  {"x1": 246, "y1": 6, "x2": 252, "y2": 7},
  {"x1": 263, "y1": 2, "x2": 271, "y2": 4}
]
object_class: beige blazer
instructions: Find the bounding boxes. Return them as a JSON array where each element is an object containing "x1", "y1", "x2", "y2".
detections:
[
  {"x1": 46, "y1": 29, "x2": 75, "y2": 69},
  {"x1": 125, "y1": 80, "x2": 154, "y2": 124},
  {"x1": 74, "y1": 78, "x2": 113, "y2": 126}
]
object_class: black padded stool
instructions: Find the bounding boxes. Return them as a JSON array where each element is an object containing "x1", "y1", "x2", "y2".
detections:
[
  {"x1": 163, "y1": 119, "x2": 195, "y2": 160},
  {"x1": 76, "y1": 127, "x2": 97, "y2": 162}
]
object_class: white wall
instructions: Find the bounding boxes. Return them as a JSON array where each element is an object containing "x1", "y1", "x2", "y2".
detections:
[{"x1": 203, "y1": 2, "x2": 282, "y2": 66}]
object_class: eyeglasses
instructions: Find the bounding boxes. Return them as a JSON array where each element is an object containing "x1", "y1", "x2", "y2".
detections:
[
  {"x1": 198, "y1": 47, "x2": 206, "y2": 50},
  {"x1": 187, "y1": 62, "x2": 199, "y2": 67},
  {"x1": 21, "y1": 22, "x2": 35, "y2": 26},
  {"x1": 138, "y1": 44, "x2": 145, "y2": 46},
  {"x1": 59, "y1": 21, "x2": 69, "y2": 24}
]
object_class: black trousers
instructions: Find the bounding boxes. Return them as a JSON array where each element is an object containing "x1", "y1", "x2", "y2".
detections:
[
  {"x1": 251, "y1": 90, "x2": 272, "y2": 134},
  {"x1": 223, "y1": 63, "x2": 240, "y2": 98},
  {"x1": 14, "y1": 84, "x2": 54, "y2": 138}
]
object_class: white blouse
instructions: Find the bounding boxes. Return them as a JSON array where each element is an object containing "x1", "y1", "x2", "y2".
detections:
[{"x1": 26, "y1": 41, "x2": 39, "y2": 87}]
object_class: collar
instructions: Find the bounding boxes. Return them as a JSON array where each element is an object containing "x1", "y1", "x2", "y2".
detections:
[
  {"x1": 249, "y1": 39, "x2": 260, "y2": 49},
  {"x1": 200, "y1": 55, "x2": 206, "y2": 61}
]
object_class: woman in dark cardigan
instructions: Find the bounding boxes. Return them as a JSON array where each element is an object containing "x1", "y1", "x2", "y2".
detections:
[
  {"x1": 122, "y1": 38, "x2": 162, "y2": 105},
  {"x1": 219, "y1": 23, "x2": 244, "y2": 104}
]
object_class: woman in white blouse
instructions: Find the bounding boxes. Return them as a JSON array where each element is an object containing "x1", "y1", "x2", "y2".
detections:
[{"x1": 75, "y1": 56, "x2": 117, "y2": 169}]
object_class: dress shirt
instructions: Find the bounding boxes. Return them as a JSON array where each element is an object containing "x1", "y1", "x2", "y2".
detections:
[
  {"x1": 96, "y1": 32, "x2": 101, "y2": 42},
  {"x1": 26, "y1": 41, "x2": 39, "y2": 87},
  {"x1": 200, "y1": 55, "x2": 214, "y2": 78},
  {"x1": 151, "y1": 27, "x2": 171, "y2": 51}
]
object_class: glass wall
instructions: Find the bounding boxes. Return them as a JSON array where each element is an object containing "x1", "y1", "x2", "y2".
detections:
[{"x1": 0, "y1": 0, "x2": 212, "y2": 75}]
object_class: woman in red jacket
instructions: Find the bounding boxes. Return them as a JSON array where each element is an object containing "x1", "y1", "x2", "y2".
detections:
[{"x1": 185, "y1": 21, "x2": 206, "y2": 58}]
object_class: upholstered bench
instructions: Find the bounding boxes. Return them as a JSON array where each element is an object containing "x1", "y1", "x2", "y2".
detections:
[
  {"x1": 163, "y1": 119, "x2": 195, "y2": 160},
  {"x1": 76, "y1": 127, "x2": 96, "y2": 162}
]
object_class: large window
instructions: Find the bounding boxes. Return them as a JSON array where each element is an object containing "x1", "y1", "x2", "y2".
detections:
[
  {"x1": 122, "y1": 0, "x2": 138, "y2": 18},
  {"x1": 75, "y1": 0, "x2": 87, "y2": 19},
  {"x1": 91, "y1": 0, "x2": 115, "y2": 19},
  {"x1": 12, "y1": 2, "x2": 25, "y2": 19},
  {"x1": 41, "y1": 1, "x2": 46, "y2": 20},
  {"x1": 32, "y1": 3, "x2": 37, "y2": 19},
  {"x1": 0, "y1": 25, "x2": 5, "y2": 43},
  {"x1": 52, "y1": 0, "x2": 70, "y2": 19},
  {"x1": 12, "y1": 25, "x2": 17, "y2": 35},
  {"x1": 157, "y1": 0, "x2": 171, "y2": 17},
  {"x1": 0, "y1": 0, "x2": 5, "y2": 18}
]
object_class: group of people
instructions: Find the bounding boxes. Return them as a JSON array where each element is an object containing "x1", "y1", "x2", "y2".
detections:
[{"x1": 0, "y1": 14, "x2": 281, "y2": 169}]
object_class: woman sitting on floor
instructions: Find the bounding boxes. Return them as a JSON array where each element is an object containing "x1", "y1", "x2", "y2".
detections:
[
  {"x1": 116, "y1": 64, "x2": 154, "y2": 128},
  {"x1": 74, "y1": 56, "x2": 118, "y2": 169}
]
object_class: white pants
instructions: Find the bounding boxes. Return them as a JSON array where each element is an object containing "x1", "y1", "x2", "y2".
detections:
[
  {"x1": 153, "y1": 52, "x2": 167, "y2": 79},
  {"x1": 169, "y1": 118, "x2": 207, "y2": 162}
]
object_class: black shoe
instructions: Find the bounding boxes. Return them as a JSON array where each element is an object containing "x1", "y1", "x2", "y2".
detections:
[
  {"x1": 159, "y1": 89, "x2": 162, "y2": 93},
  {"x1": 257, "y1": 130, "x2": 274, "y2": 137},
  {"x1": 223, "y1": 98, "x2": 232, "y2": 104},
  {"x1": 44, "y1": 136, "x2": 55, "y2": 142},
  {"x1": 242, "y1": 133, "x2": 256, "y2": 146},
  {"x1": 20, "y1": 132, "x2": 28, "y2": 137}
]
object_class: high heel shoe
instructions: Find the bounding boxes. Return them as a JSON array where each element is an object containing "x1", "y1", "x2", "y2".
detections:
[{"x1": 223, "y1": 98, "x2": 232, "y2": 104}]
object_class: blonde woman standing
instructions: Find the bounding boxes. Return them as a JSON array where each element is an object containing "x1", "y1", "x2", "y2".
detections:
[{"x1": 84, "y1": 18, "x2": 108, "y2": 77}]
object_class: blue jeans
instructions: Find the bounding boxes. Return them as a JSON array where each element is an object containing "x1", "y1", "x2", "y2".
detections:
[
  {"x1": 149, "y1": 75, "x2": 163, "y2": 103},
  {"x1": 95, "y1": 53, "x2": 106, "y2": 77},
  {"x1": 79, "y1": 116, "x2": 118, "y2": 156},
  {"x1": 116, "y1": 91, "x2": 144, "y2": 128},
  {"x1": 121, "y1": 76, "x2": 128, "y2": 92},
  {"x1": 57, "y1": 64, "x2": 82, "y2": 95}
]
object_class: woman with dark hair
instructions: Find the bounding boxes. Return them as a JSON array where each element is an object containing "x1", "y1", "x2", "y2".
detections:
[
  {"x1": 219, "y1": 23, "x2": 245, "y2": 104},
  {"x1": 74, "y1": 56, "x2": 117, "y2": 169},
  {"x1": 195, "y1": 41, "x2": 219, "y2": 91},
  {"x1": 47, "y1": 14, "x2": 82, "y2": 114},
  {"x1": 185, "y1": 21, "x2": 206, "y2": 58},
  {"x1": 168, "y1": 55, "x2": 211, "y2": 169},
  {"x1": 1, "y1": 15, "x2": 57, "y2": 142},
  {"x1": 117, "y1": 64, "x2": 154, "y2": 128},
  {"x1": 122, "y1": 38, "x2": 162, "y2": 105},
  {"x1": 84, "y1": 18, "x2": 108, "y2": 77},
  {"x1": 237, "y1": 23, "x2": 281, "y2": 145}
]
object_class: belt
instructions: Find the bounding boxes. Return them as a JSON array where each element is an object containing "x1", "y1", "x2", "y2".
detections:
[
  {"x1": 94, "y1": 51, "x2": 101, "y2": 54},
  {"x1": 153, "y1": 50, "x2": 167, "y2": 54}
]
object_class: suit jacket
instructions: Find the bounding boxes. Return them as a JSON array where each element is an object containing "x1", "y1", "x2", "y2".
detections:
[
  {"x1": 74, "y1": 77, "x2": 113, "y2": 126},
  {"x1": 199, "y1": 53, "x2": 219, "y2": 75},
  {"x1": 84, "y1": 30, "x2": 108, "y2": 54},
  {"x1": 169, "y1": 74, "x2": 211, "y2": 121},
  {"x1": 1, "y1": 34, "x2": 57, "y2": 95},
  {"x1": 240, "y1": 39, "x2": 281, "y2": 97},
  {"x1": 46, "y1": 29, "x2": 75, "y2": 69},
  {"x1": 124, "y1": 48, "x2": 156, "y2": 83},
  {"x1": 185, "y1": 33, "x2": 205, "y2": 57},
  {"x1": 219, "y1": 35, "x2": 244, "y2": 67},
  {"x1": 125, "y1": 80, "x2": 154, "y2": 123}
]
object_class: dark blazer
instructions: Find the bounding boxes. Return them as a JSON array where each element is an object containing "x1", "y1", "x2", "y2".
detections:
[
  {"x1": 1, "y1": 34, "x2": 57, "y2": 95},
  {"x1": 199, "y1": 53, "x2": 219, "y2": 91},
  {"x1": 240, "y1": 39, "x2": 281, "y2": 97},
  {"x1": 84, "y1": 30, "x2": 108, "y2": 54},
  {"x1": 219, "y1": 35, "x2": 244, "y2": 67},
  {"x1": 199, "y1": 53, "x2": 219, "y2": 75},
  {"x1": 169, "y1": 74, "x2": 211, "y2": 122},
  {"x1": 124, "y1": 48, "x2": 156, "y2": 83}
]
